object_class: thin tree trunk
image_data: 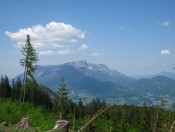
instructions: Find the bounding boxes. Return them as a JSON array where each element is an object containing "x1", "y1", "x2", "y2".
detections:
[
  {"x1": 20, "y1": 66, "x2": 26, "y2": 103},
  {"x1": 110, "y1": 126, "x2": 112, "y2": 132},
  {"x1": 60, "y1": 104, "x2": 63, "y2": 120},
  {"x1": 15, "y1": 88, "x2": 17, "y2": 101},
  {"x1": 60, "y1": 111, "x2": 62, "y2": 120},
  {"x1": 153, "y1": 112, "x2": 159, "y2": 132},
  {"x1": 22, "y1": 85, "x2": 25, "y2": 103},
  {"x1": 23, "y1": 67, "x2": 28, "y2": 103},
  {"x1": 73, "y1": 105, "x2": 76, "y2": 132}
]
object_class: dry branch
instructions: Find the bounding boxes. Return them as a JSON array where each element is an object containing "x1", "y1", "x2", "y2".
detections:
[
  {"x1": 77, "y1": 106, "x2": 111, "y2": 132},
  {"x1": 170, "y1": 120, "x2": 175, "y2": 132}
]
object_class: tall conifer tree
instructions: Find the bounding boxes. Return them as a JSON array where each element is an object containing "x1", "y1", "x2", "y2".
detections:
[
  {"x1": 56, "y1": 77, "x2": 68, "y2": 119},
  {"x1": 20, "y1": 35, "x2": 38, "y2": 103},
  {"x1": 0, "y1": 75, "x2": 11, "y2": 98}
]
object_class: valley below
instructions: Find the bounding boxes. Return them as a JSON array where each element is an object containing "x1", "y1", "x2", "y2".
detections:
[{"x1": 15, "y1": 60, "x2": 175, "y2": 108}]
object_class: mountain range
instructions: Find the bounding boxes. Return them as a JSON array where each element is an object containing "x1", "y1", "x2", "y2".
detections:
[
  {"x1": 15, "y1": 60, "x2": 175, "y2": 106},
  {"x1": 34, "y1": 60, "x2": 135, "y2": 92}
]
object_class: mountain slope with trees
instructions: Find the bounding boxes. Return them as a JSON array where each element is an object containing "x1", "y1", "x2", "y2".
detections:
[
  {"x1": 33, "y1": 60, "x2": 135, "y2": 91},
  {"x1": 127, "y1": 76, "x2": 175, "y2": 97},
  {"x1": 13, "y1": 60, "x2": 175, "y2": 105}
]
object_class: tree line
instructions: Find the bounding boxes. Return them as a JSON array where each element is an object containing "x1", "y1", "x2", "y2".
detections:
[
  {"x1": 1, "y1": 73, "x2": 175, "y2": 131},
  {"x1": 0, "y1": 75, "x2": 52, "y2": 110}
]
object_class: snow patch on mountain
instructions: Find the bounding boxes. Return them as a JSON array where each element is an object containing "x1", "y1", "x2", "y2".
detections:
[{"x1": 63, "y1": 60, "x2": 135, "y2": 84}]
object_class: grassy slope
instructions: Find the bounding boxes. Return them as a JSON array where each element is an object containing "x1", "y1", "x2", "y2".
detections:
[
  {"x1": 0, "y1": 98, "x2": 57, "y2": 131},
  {"x1": 0, "y1": 98, "x2": 112, "y2": 131}
]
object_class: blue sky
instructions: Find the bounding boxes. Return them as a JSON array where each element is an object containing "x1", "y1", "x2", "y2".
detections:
[{"x1": 1, "y1": 0, "x2": 175, "y2": 78}]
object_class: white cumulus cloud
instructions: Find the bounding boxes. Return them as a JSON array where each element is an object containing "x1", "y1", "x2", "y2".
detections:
[
  {"x1": 38, "y1": 50, "x2": 55, "y2": 55},
  {"x1": 91, "y1": 52, "x2": 105, "y2": 57},
  {"x1": 57, "y1": 49, "x2": 75, "y2": 55},
  {"x1": 162, "y1": 21, "x2": 170, "y2": 27},
  {"x1": 160, "y1": 50, "x2": 171, "y2": 55},
  {"x1": 38, "y1": 49, "x2": 75, "y2": 56},
  {"x1": 158, "y1": 21, "x2": 170, "y2": 27},
  {"x1": 5, "y1": 21, "x2": 85, "y2": 49},
  {"x1": 80, "y1": 44, "x2": 89, "y2": 50}
]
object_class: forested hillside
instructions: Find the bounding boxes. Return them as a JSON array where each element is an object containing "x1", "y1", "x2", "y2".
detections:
[{"x1": 1, "y1": 74, "x2": 175, "y2": 131}]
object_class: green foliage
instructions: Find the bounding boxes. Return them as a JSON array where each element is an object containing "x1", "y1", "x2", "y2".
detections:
[
  {"x1": 0, "y1": 74, "x2": 53, "y2": 111},
  {"x1": 0, "y1": 75, "x2": 11, "y2": 98},
  {"x1": 20, "y1": 35, "x2": 38, "y2": 103},
  {"x1": 107, "y1": 105, "x2": 175, "y2": 132},
  {"x1": 11, "y1": 77, "x2": 22, "y2": 101},
  {"x1": 1, "y1": 95, "x2": 175, "y2": 131},
  {"x1": 0, "y1": 98, "x2": 56, "y2": 131},
  {"x1": 91, "y1": 118, "x2": 110, "y2": 132},
  {"x1": 55, "y1": 77, "x2": 69, "y2": 119},
  {"x1": 20, "y1": 35, "x2": 38, "y2": 81},
  {"x1": 76, "y1": 98, "x2": 85, "y2": 118},
  {"x1": 126, "y1": 124, "x2": 139, "y2": 132}
]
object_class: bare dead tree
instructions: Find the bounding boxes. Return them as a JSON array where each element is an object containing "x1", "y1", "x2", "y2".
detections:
[
  {"x1": 77, "y1": 106, "x2": 111, "y2": 132},
  {"x1": 169, "y1": 120, "x2": 175, "y2": 132}
]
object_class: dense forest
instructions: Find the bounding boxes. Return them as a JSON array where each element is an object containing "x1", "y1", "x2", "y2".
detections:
[
  {"x1": 1, "y1": 80, "x2": 175, "y2": 132},
  {"x1": 1, "y1": 35, "x2": 175, "y2": 131}
]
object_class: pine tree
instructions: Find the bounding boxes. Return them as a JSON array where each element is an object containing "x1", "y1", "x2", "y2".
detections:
[
  {"x1": 0, "y1": 75, "x2": 11, "y2": 98},
  {"x1": 4, "y1": 75, "x2": 11, "y2": 98},
  {"x1": 56, "y1": 77, "x2": 68, "y2": 120},
  {"x1": 11, "y1": 79, "x2": 16, "y2": 100},
  {"x1": 0, "y1": 75, "x2": 4, "y2": 97},
  {"x1": 77, "y1": 98, "x2": 85, "y2": 118},
  {"x1": 20, "y1": 35, "x2": 38, "y2": 103},
  {"x1": 15, "y1": 77, "x2": 22, "y2": 100}
]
